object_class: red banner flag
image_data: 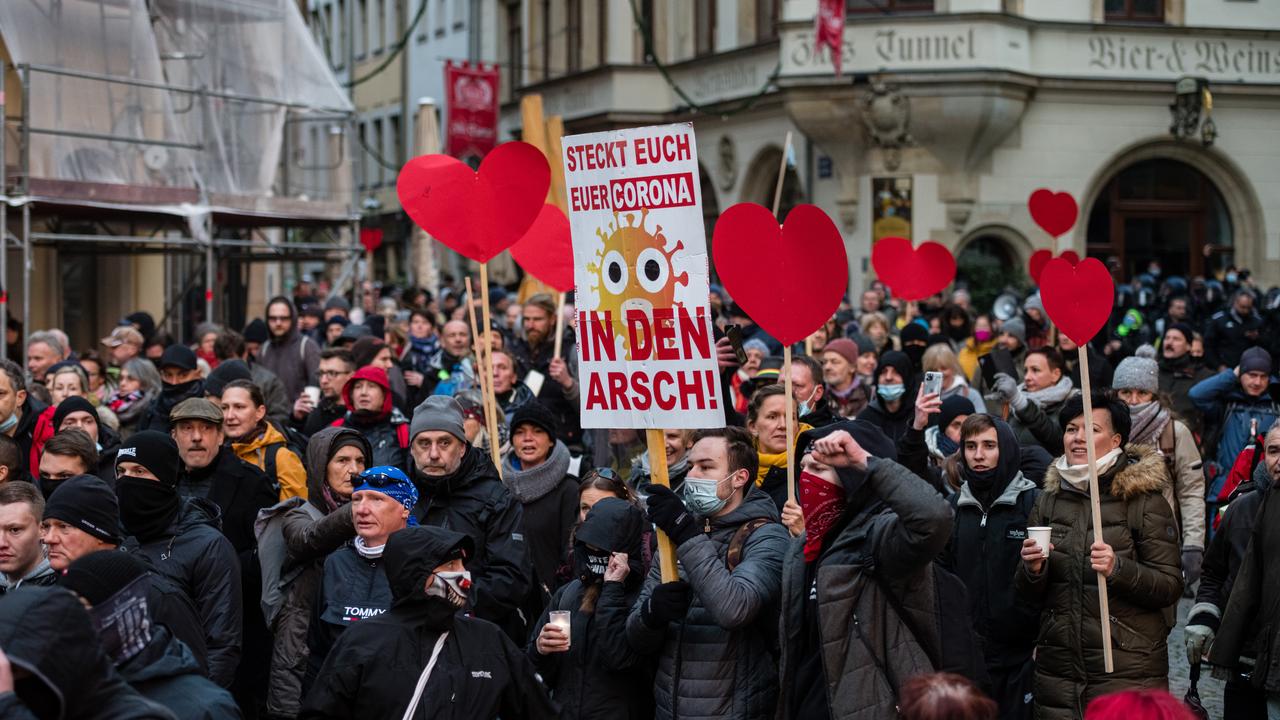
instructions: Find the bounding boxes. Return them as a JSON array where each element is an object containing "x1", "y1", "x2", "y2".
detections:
[
  {"x1": 815, "y1": 0, "x2": 846, "y2": 76},
  {"x1": 445, "y1": 60, "x2": 500, "y2": 162}
]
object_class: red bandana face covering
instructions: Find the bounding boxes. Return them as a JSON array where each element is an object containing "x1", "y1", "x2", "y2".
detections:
[{"x1": 800, "y1": 471, "x2": 847, "y2": 562}]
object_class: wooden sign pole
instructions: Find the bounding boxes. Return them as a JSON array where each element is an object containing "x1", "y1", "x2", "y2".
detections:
[
  {"x1": 552, "y1": 291, "x2": 566, "y2": 362},
  {"x1": 647, "y1": 428, "x2": 680, "y2": 582},
  {"x1": 466, "y1": 276, "x2": 502, "y2": 476},
  {"x1": 1077, "y1": 345, "x2": 1114, "y2": 673},
  {"x1": 479, "y1": 265, "x2": 503, "y2": 477},
  {"x1": 772, "y1": 131, "x2": 797, "y2": 504}
]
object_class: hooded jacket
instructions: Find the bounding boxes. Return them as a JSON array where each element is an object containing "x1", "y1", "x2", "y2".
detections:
[
  {"x1": 231, "y1": 420, "x2": 308, "y2": 501},
  {"x1": 333, "y1": 366, "x2": 409, "y2": 470},
  {"x1": 258, "y1": 296, "x2": 321, "y2": 401},
  {"x1": 1014, "y1": 445, "x2": 1182, "y2": 719},
  {"x1": 118, "y1": 626, "x2": 240, "y2": 720},
  {"x1": 309, "y1": 537, "x2": 395, "y2": 676},
  {"x1": 411, "y1": 445, "x2": 531, "y2": 640},
  {"x1": 0, "y1": 557, "x2": 58, "y2": 594},
  {"x1": 256, "y1": 427, "x2": 367, "y2": 717},
  {"x1": 938, "y1": 418, "x2": 1041, "y2": 669},
  {"x1": 625, "y1": 486, "x2": 791, "y2": 720},
  {"x1": 125, "y1": 497, "x2": 244, "y2": 688},
  {"x1": 0, "y1": 586, "x2": 175, "y2": 719},
  {"x1": 1157, "y1": 353, "x2": 1213, "y2": 436},
  {"x1": 531, "y1": 498, "x2": 653, "y2": 719},
  {"x1": 857, "y1": 351, "x2": 917, "y2": 445},
  {"x1": 503, "y1": 440, "x2": 580, "y2": 611},
  {"x1": 300, "y1": 526, "x2": 559, "y2": 720},
  {"x1": 777, "y1": 422, "x2": 958, "y2": 720}
]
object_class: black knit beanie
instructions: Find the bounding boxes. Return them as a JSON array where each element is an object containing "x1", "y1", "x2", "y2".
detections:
[
  {"x1": 43, "y1": 475, "x2": 124, "y2": 544},
  {"x1": 115, "y1": 431, "x2": 181, "y2": 487},
  {"x1": 52, "y1": 396, "x2": 97, "y2": 432},
  {"x1": 60, "y1": 549, "x2": 148, "y2": 605}
]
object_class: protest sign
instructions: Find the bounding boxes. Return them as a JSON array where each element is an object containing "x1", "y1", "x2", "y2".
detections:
[
  {"x1": 1029, "y1": 248, "x2": 1080, "y2": 284},
  {"x1": 563, "y1": 123, "x2": 725, "y2": 429}
]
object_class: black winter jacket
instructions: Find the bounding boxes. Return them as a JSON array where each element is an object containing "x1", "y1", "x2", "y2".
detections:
[
  {"x1": 411, "y1": 446, "x2": 531, "y2": 637},
  {"x1": 119, "y1": 626, "x2": 240, "y2": 720},
  {"x1": 180, "y1": 446, "x2": 278, "y2": 556},
  {"x1": 125, "y1": 498, "x2": 243, "y2": 688},
  {"x1": 138, "y1": 380, "x2": 205, "y2": 434},
  {"x1": 1191, "y1": 461, "x2": 1271, "y2": 638},
  {"x1": 857, "y1": 395, "x2": 915, "y2": 445},
  {"x1": 308, "y1": 541, "x2": 393, "y2": 676},
  {"x1": 301, "y1": 526, "x2": 558, "y2": 720},
  {"x1": 0, "y1": 586, "x2": 175, "y2": 719}
]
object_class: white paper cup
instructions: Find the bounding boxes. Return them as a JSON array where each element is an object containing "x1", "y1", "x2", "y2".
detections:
[
  {"x1": 1027, "y1": 526, "x2": 1052, "y2": 558},
  {"x1": 303, "y1": 385, "x2": 321, "y2": 406},
  {"x1": 549, "y1": 610, "x2": 571, "y2": 649}
]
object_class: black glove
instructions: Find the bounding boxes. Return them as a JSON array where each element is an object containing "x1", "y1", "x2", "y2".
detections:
[
  {"x1": 645, "y1": 485, "x2": 700, "y2": 546},
  {"x1": 641, "y1": 580, "x2": 691, "y2": 628},
  {"x1": 1182, "y1": 546, "x2": 1204, "y2": 593}
]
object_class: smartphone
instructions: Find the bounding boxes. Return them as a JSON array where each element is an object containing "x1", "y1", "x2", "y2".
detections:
[
  {"x1": 922, "y1": 371, "x2": 943, "y2": 397},
  {"x1": 989, "y1": 347, "x2": 1017, "y2": 379},
  {"x1": 726, "y1": 324, "x2": 748, "y2": 364}
]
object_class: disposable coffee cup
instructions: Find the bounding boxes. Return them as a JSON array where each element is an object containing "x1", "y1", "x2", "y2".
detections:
[
  {"x1": 303, "y1": 386, "x2": 321, "y2": 406},
  {"x1": 1027, "y1": 526, "x2": 1052, "y2": 558},
  {"x1": 549, "y1": 610, "x2": 571, "y2": 649}
]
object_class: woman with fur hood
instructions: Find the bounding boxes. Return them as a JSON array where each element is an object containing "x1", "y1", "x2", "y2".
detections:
[{"x1": 1014, "y1": 393, "x2": 1183, "y2": 719}]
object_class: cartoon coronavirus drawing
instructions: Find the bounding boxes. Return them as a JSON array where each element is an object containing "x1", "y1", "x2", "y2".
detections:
[{"x1": 585, "y1": 209, "x2": 689, "y2": 359}]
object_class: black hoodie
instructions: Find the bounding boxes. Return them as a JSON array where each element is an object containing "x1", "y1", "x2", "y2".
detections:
[
  {"x1": 258, "y1": 295, "x2": 320, "y2": 401},
  {"x1": 301, "y1": 526, "x2": 558, "y2": 720},
  {"x1": 0, "y1": 586, "x2": 173, "y2": 719}
]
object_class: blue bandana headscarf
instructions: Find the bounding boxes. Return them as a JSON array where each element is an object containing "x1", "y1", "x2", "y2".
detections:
[{"x1": 353, "y1": 466, "x2": 420, "y2": 526}]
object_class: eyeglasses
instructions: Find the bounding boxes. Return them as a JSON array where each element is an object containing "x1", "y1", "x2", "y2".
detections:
[
  {"x1": 318, "y1": 370, "x2": 350, "y2": 378},
  {"x1": 267, "y1": 316, "x2": 291, "y2": 322}
]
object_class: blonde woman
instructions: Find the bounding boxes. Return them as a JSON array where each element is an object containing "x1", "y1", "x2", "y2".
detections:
[{"x1": 922, "y1": 344, "x2": 987, "y2": 414}]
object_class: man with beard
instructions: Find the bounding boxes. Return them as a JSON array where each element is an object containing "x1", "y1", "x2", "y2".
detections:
[
  {"x1": 137, "y1": 345, "x2": 204, "y2": 434},
  {"x1": 407, "y1": 395, "x2": 530, "y2": 640},
  {"x1": 1158, "y1": 322, "x2": 1213, "y2": 436},
  {"x1": 258, "y1": 295, "x2": 321, "y2": 402},
  {"x1": 301, "y1": 526, "x2": 558, "y2": 719},
  {"x1": 507, "y1": 294, "x2": 583, "y2": 451},
  {"x1": 821, "y1": 338, "x2": 871, "y2": 421},
  {"x1": 332, "y1": 366, "x2": 409, "y2": 469}
]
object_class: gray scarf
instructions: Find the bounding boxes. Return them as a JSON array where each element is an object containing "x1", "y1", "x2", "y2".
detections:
[
  {"x1": 1021, "y1": 376, "x2": 1075, "y2": 408},
  {"x1": 503, "y1": 440, "x2": 572, "y2": 504},
  {"x1": 1128, "y1": 401, "x2": 1170, "y2": 446}
]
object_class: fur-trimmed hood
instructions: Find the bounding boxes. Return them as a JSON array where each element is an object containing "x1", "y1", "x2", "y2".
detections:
[{"x1": 1043, "y1": 444, "x2": 1168, "y2": 500}]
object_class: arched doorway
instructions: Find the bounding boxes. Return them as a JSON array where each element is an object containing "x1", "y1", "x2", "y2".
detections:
[
  {"x1": 1085, "y1": 159, "x2": 1233, "y2": 280},
  {"x1": 740, "y1": 146, "x2": 805, "y2": 222},
  {"x1": 699, "y1": 163, "x2": 721, "y2": 281},
  {"x1": 955, "y1": 233, "x2": 1027, "y2": 312}
]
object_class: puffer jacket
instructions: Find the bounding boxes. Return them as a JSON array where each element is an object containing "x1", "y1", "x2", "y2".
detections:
[
  {"x1": 625, "y1": 486, "x2": 790, "y2": 720},
  {"x1": 1189, "y1": 369, "x2": 1279, "y2": 484},
  {"x1": 125, "y1": 497, "x2": 244, "y2": 688},
  {"x1": 256, "y1": 427, "x2": 367, "y2": 718},
  {"x1": 777, "y1": 457, "x2": 956, "y2": 720},
  {"x1": 119, "y1": 626, "x2": 240, "y2": 720},
  {"x1": 231, "y1": 420, "x2": 308, "y2": 501},
  {"x1": 0, "y1": 586, "x2": 175, "y2": 719},
  {"x1": 1015, "y1": 445, "x2": 1183, "y2": 719}
]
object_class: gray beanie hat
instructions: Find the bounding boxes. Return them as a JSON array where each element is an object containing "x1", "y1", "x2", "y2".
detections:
[
  {"x1": 1001, "y1": 317, "x2": 1027, "y2": 345},
  {"x1": 410, "y1": 395, "x2": 467, "y2": 443},
  {"x1": 1112, "y1": 345, "x2": 1159, "y2": 394}
]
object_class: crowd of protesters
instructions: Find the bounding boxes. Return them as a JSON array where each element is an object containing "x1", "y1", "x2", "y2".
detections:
[{"x1": 0, "y1": 264, "x2": 1276, "y2": 720}]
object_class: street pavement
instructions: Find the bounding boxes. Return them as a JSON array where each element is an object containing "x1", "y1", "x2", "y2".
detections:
[{"x1": 1168, "y1": 596, "x2": 1224, "y2": 718}]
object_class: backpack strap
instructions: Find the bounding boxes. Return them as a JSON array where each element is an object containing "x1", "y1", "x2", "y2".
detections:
[
  {"x1": 1160, "y1": 421, "x2": 1177, "y2": 476},
  {"x1": 725, "y1": 518, "x2": 771, "y2": 571},
  {"x1": 263, "y1": 442, "x2": 284, "y2": 494}
]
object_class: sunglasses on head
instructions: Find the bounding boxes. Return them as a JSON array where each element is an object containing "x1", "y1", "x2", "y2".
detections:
[{"x1": 359, "y1": 472, "x2": 402, "y2": 489}]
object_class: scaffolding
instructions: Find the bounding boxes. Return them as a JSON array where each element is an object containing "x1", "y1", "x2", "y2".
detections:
[{"x1": 0, "y1": 0, "x2": 361, "y2": 359}]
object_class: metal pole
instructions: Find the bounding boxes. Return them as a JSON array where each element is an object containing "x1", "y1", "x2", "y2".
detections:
[
  {"x1": 1, "y1": 60, "x2": 8, "y2": 362},
  {"x1": 205, "y1": 221, "x2": 214, "y2": 324},
  {"x1": 21, "y1": 203, "x2": 30, "y2": 367},
  {"x1": 19, "y1": 64, "x2": 30, "y2": 195}
]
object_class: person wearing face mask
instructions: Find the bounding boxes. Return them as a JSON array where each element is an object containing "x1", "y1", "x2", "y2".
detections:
[
  {"x1": 1112, "y1": 347, "x2": 1206, "y2": 595},
  {"x1": 899, "y1": 321, "x2": 931, "y2": 376},
  {"x1": 959, "y1": 315, "x2": 998, "y2": 383},
  {"x1": 1156, "y1": 323, "x2": 1212, "y2": 437},
  {"x1": 0, "y1": 360, "x2": 46, "y2": 473},
  {"x1": 986, "y1": 347, "x2": 1078, "y2": 457},
  {"x1": 531, "y1": 497, "x2": 652, "y2": 719},
  {"x1": 1015, "y1": 394, "x2": 1182, "y2": 718},
  {"x1": 749, "y1": 385, "x2": 814, "y2": 511},
  {"x1": 938, "y1": 415, "x2": 1040, "y2": 720},
  {"x1": 626, "y1": 426, "x2": 790, "y2": 720},
  {"x1": 301, "y1": 525, "x2": 558, "y2": 719},
  {"x1": 116, "y1": 430, "x2": 243, "y2": 689},
  {"x1": 790, "y1": 355, "x2": 836, "y2": 428},
  {"x1": 60, "y1": 550, "x2": 240, "y2": 720},
  {"x1": 137, "y1": 346, "x2": 205, "y2": 434},
  {"x1": 254, "y1": 427, "x2": 371, "y2": 719},
  {"x1": 859, "y1": 350, "x2": 918, "y2": 445},
  {"x1": 776, "y1": 420, "x2": 961, "y2": 719}
]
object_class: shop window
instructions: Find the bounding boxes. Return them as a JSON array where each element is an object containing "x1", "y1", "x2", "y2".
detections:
[
  {"x1": 756, "y1": 0, "x2": 778, "y2": 42},
  {"x1": 696, "y1": 0, "x2": 715, "y2": 56},
  {"x1": 567, "y1": 0, "x2": 583, "y2": 72},
  {"x1": 507, "y1": 1, "x2": 523, "y2": 89},
  {"x1": 848, "y1": 0, "x2": 933, "y2": 13},
  {"x1": 1105, "y1": 0, "x2": 1164, "y2": 22}
]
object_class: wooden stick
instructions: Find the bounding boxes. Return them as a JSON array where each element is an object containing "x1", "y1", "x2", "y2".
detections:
[
  {"x1": 646, "y1": 428, "x2": 680, "y2": 583},
  {"x1": 771, "y1": 131, "x2": 793, "y2": 218},
  {"x1": 783, "y1": 345, "x2": 796, "y2": 504},
  {"x1": 553, "y1": 291, "x2": 566, "y2": 362},
  {"x1": 804, "y1": 336, "x2": 813, "y2": 357},
  {"x1": 1077, "y1": 345, "x2": 1114, "y2": 673},
  {"x1": 464, "y1": 277, "x2": 496, "y2": 463},
  {"x1": 479, "y1": 265, "x2": 503, "y2": 477}
]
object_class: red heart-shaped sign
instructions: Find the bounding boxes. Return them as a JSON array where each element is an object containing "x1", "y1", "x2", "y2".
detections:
[
  {"x1": 871, "y1": 237, "x2": 956, "y2": 301},
  {"x1": 397, "y1": 142, "x2": 550, "y2": 263},
  {"x1": 1028, "y1": 249, "x2": 1081, "y2": 284},
  {"x1": 1028, "y1": 189, "x2": 1079, "y2": 239},
  {"x1": 359, "y1": 228, "x2": 383, "y2": 253},
  {"x1": 1039, "y1": 257, "x2": 1115, "y2": 345},
  {"x1": 509, "y1": 204, "x2": 574, "y2": 292},
  {"x1": 713, "y1": 203, "x2": 848, "y2": 345}
]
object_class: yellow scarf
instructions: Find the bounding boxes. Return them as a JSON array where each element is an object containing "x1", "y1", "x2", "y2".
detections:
[{"x1": 754, "y1": 422, "x2": 814, "y2": 486}]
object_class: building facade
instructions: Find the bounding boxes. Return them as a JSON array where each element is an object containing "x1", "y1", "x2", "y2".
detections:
[{"x1": 498, "y1": 0, "x2": 1280, "y2": 305}]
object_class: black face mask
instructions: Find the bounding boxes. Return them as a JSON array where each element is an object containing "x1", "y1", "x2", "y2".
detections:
[
  {"x1": 116, "y1": 475, "x2": 180, "y2": 542},
  {"x1": 946, "y1": 324, "x2": 969, "y2": 342},
  {"x1": 162, "y1": 378, "x2": 199, "y2": 398},
  {"x1": 574, "y1": 548, "x2": 611, "y2": 585}
]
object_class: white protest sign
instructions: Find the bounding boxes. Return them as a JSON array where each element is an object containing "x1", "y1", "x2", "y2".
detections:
[{"x1": 563, "y1": 123, "x2": 725, "y2": 429}]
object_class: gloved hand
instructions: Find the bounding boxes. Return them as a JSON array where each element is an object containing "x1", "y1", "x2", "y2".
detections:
[
  {"x1": 641, "y1": 580, "x2": 692, "y2": 628},
  {"x1": 1185, "y1": 623, "x2": 1214, "y2": 665},
  {"x1": 985, "y1": 372, "x2": 1024, "y2": 411},
  {"x1": 1182, "y1": 546, "x2": 1204, "y2": 591},
  {"x1": 645, "y1": 485, "x2": 700, "y2": 546}
]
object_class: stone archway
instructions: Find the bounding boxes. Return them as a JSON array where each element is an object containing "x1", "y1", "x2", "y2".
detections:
[
  {"x1": 1077, "y1": 139, "x2": 1266, "y2": 276},
  {"x1": 955, "y1": 224, "x2": 1032, "y2": 312},
  {"x1": 740, "y1": 146, "x2": 805, "y2": 221}
]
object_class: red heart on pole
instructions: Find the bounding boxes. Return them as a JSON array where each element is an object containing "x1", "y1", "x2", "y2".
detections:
[
  {"x1": 712, "y1": 203, "x2": 848, "y2": 346},
  {"x1": 359, "y1": 228, "x2": 383, "y2": 252},
  {"x1": 871, "y1": 236, "x2": 956, "y2": 301},
  {"x1": 1039, "y1": 257, "x2": 1115, "y2": 346},
  {"x1": 1028, "y1": 189, "x2": 1079, "y2": 239},
  {"x1": 509, "y1": 204, "x2": 574, "y2": 292},
  {"x1": 1028, "y1": 249, "x2": 1081, "y2": 284},
  {"x1": 397, "y1": 141, "x2": 550, "y2": 263}
]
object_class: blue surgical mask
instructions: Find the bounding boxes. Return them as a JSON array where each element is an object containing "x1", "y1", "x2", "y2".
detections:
[
  {"x1": 0, "y1": 412, "x2": 17, "y2": 434},
  {"x1": 877, "y1": 383, "x2": 906, "y2": 402},
  {"x1": 1227, "y1": 272, "x2": 1239, "y2": 284},
  {"x1": 798, "y1": 387, "x2": 820, "y2": 417},
  {"x1": 680, "y1": 475, "x2": 729, "y2": 517}
]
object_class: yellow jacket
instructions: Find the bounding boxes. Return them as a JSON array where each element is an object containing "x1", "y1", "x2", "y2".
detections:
[
  {"x1": 958, "y1": 337, "x2": 998, "y2": 382},
  {"x1": 231, "y1": 422, "x2": 307, "y2": 502}
]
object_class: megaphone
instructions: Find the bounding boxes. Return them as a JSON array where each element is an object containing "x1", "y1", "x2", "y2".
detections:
[{"x1": 993, "y1": 293, "x2": 1020, "y2": 321}]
